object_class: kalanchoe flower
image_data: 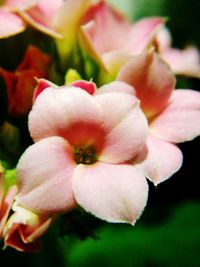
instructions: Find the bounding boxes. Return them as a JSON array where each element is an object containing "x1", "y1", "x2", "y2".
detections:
[
  {"x1": 16, "y1": 81, "x2": 149, "y2": 224},
  {"x1": 117, "y1": 50, "x2": 200, "y2": 185},
  {"x1": 155, "y1": 27, "x2": 200, "y2": 78},
  {"x1": 0, "y1": 0, "x2": 63, "y2": 38},
  {"x1": 32, "y1": 78, "x2": 57, "y2": 102},
  {"x1": 33, "y1": 78, "x2": 97, "y2": 100},
  {"x1": 0, "y1": 162, "x2": 17, "y2": 239},
  {"x1": 79, "y1": 1, "x2": 164, "y2": 74},
  {"x1": 70, "y1": 80, "x2": 97, "y2": 95},
  {"x1": 1, "y1": 0, "x2": 94, "y2": 67},
  {"x1": 0, "y1": 45, "x2": 51, "y2": 117},
  {"x1": 3, "y1": 203, "x2": 53, "y2": 252},
  {"x1": 0, "y1": 0, "x2": 33, "y2": 38},
  {"x1": 16, "y1": 0, "x2": 64, "y2": 38}
]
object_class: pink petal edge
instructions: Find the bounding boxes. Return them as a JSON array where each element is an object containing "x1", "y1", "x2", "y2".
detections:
[
  {"x1": 16, "y1": 136, "x2": 77, "y2": 214},
  {"x1": 73, "y1": 162, "x2": 148, "y2": 224},
  {"x1": 136, "y1": 134, "x2": 183, "y2": 185},
  {"x1": 150, "y1": 89, "x2": 200, "y2": 143}
]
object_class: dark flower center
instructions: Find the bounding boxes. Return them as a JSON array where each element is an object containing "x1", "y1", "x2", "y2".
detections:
[{"x1": 74, "y1": 146, "x2": 96, "y2": 165}]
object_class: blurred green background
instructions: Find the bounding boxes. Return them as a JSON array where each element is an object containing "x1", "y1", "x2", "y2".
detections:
[{"x1": 1, "y1": 0, "x2": 200, "y2": 266}]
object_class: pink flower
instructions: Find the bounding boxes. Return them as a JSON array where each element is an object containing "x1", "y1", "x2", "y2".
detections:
[
  {"x1": 0, "y1": 0, "x2": 92, "y2": 42},
  {"x1": 0, "y1": 0, "x2": 63, "y2": 38},
  {"x1": 79, "y1": 1, "x2": 164, "y2": 73},
  {"x1": 0, "y1": 46, "x2": 51, "y2": 117},
  {"x1": 0, "y1": 0, "x2": 93, "y2": 67},
  {"x1": 0, "y1": 163, "x2": 17, "y2": 239},
  {"x1": 117, "y1": 50, "x2": 200, "y2": 184},
  {"x1": 3, "y1": 203, "x2": 53, "y2": 252},
  {"x1": 155, "y1": 27, "x2": 200, "y2": 78},
  {"x1": 16, "y1": 81, "x2": 149, "y2": 224}
]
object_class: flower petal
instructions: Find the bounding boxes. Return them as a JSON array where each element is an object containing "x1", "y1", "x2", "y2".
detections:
[
  {"x1": 5, "y1": 0, "x2": 37, "y2": 11},
  {"x1": 96, "y1": 81, "x2": 136, "y2": 96},
  {"x1": 117, "y1": 51, "x2": 176, "y2": 118},
  {"x1": 0, "y1": 10, "x2": 26, "y2": 38},
  {"x1": 33, "y1": 78, "x2": 57, "y2": 102},
  {"x1": 73, "y1": 162, "x2": 148, "y2": 224},
  {"x1": 29, "y1": 87, "x2": 104, "y2": 150},
  {"x1": 80, "y1": 8, "x2": 164, "y2": 72},
  {"x1": 4, "y1": 223, "x2": 42, "y2": 252},
  {"x1": 150, "y1": 89, "x2": 200, "y2": 143},
  {"x1": 0, "y1": 185, "x2": 17, "y2": 238},
  {"x1": 125, "y1": 17, "x2": 165, "y2": 54},
  {"x1": 53, "y1": 0, "x2": 91, "y2": 60},
  {"x1": 3, "y1": 204, "x2": 53, "y2": 252},
  {"x1": 162, "y1": 47, "x2": 200, "y2": 78},
  {"x1": 80, "y1": 1, "x2": 130, "y2": 70},
  {"x1": 95, "y1": 92, "x2": 148, "y2": 163},
  {"x1": 101, "y1": 50, "x2": 132, "y2": 74},
  {"x1": 71, "y1": 80, "x2": 97, "y2": 95},
  {"x1": 136, "y1": 134, "x2": 183, "y2": 185},
  {"x1": 15, "y1": 0, "x2": 63, "y2": 38},
  {"x1": 18, "y1": 9, "x2": 62, "y2": 39},
  {"x1": 16, "y1": 136, "x2": 76, "y2": 214},
  {"x1": 156, "y1": 26, "x2": 172, "y2": 52}
]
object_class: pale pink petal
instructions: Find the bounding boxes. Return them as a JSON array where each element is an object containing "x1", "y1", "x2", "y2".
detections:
[
  {"x1": 27, "y1": 0, "x2": 62, "y2": 20},
  {"x1": 5, "y1": 0, "x2": 37, "y2": 10},
  {"x1": 18, "y1": 9, "x2": 62, "y2": 38},
  {"x1": 156, "y1": 26, "x2": 172, "y2": 52},
  {"x1": 80, "y1": 8, "x2": 164, "y2": 72},
  {"x1": 0, "y1": 10, "x2": 26, "y2": 38},
  {"x1": 95, "y1": 91, "x2": 138, "y2": 132},
  {"x1": 33, "y1": 78, "x2": 58, "y2": 102},
  {"x1": 73, "y1": 162, "x2": 148, "y2": 224},
  {"x1": 126, "y1": 17, "x2": 165, "y2": 54},
  {"x1": 0, "y1": 186, "x2": 18, "y2": 238},
  {"x1": 150, "y1": 89, "x2": 200, "y2": 143},
  {"x1": 81, "y1": 1, "x2": 130, "y2": 55},
  {"x1": 96, "y1": 81, "x2": 136, "y2": 96},
  {"x1": 95, "y1": 92, "x2": 148, "y2": 163},
  {"x1": 29, "y1": 87, "x2": 104, "y2": 151},
  {"x1": 100, "y1": 106, "x2": 148, "y2": 163},
  {"x1": 80, "y1": 1, "x2": 131, "y2": 71},
  {"x1": 79, "y1": 21, "x2": 107, "y2": 71},
  {"x1": 20, "y1": 0, "x2": 63, "y2": 38},
  {"x1": 16, "y1": 136, "x2": 77, "y2": 214},
  {"x1": 162, "y1": 47, "x2": 200, "y2": 78},
  {"x1": 136, "y1": 134, "x2": 183, "y2": 185},
  {"x1": 117, "y1": 51, "x2": 176, "y2": 118}
]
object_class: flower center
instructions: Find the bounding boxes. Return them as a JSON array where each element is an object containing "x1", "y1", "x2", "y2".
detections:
[{"x1": 74, "y1": 146, "x2": 96, "y2": 165}]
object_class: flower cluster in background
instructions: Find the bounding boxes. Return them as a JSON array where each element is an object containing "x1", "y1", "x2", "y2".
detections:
[{"x1": 0, "y1": 0, "x2": 200, "y2": 252}]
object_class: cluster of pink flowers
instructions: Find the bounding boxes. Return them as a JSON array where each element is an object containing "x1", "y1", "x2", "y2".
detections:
[{"x1": 0, "y1": 0, "x2": 200, "y2": 252}]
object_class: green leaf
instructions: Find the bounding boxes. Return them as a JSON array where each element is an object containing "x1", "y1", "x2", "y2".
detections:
[{"x1": 5, "y1": 168, "x2": 16, "y2": 191}]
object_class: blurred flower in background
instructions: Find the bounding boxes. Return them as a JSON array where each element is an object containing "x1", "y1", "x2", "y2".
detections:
[{"x1": 0, "y1": 45, "x2": 51, "y2": 117}]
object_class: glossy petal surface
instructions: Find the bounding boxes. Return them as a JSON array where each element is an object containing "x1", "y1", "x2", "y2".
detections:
[
  {"x1": 136, "y1": 134, "x2": 183, "y2": 185},
  {"x1": 73, "y1": 162, "x2": 148, "y2": 224},
  {"x1": 151, "y1": 89, "x2": 200, "y2": 143}
]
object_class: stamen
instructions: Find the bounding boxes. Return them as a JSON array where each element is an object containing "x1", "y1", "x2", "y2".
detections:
[{"x1": 74, "y1": 146, "x2": 96, "y2": 165}]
